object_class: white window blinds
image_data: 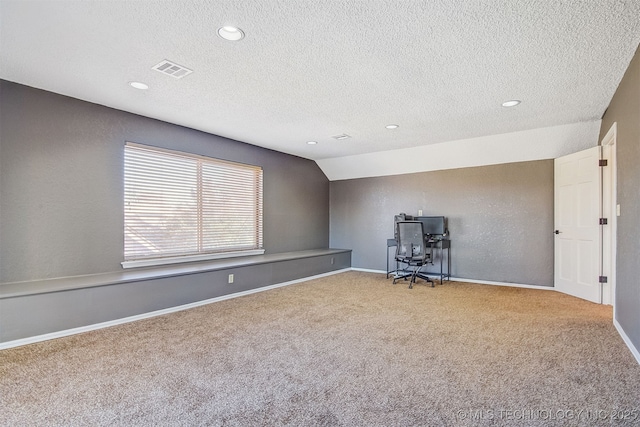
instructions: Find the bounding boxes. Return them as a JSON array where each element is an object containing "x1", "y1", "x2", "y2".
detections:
[{"x1": 124, "y1": 142, "x2": 263, "y2": 266}]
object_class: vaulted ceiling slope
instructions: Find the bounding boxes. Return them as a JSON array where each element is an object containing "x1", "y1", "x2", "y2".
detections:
[{"x1": 1, "y1": 1, "x2": 639, "y2": 179}]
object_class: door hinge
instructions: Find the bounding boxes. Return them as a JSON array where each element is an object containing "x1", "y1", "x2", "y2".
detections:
[
  {"x1": 599, "y1": 159, "x2": 608, "y2": 167},
  {"x1": 599, "y1": 218, "x2": 608, "y2": 225},
  {"x1": 599, "y1": 276, "x2": 608, "y2": 283}
]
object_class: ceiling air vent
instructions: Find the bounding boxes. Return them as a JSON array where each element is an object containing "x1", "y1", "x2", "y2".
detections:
[
  {"x1": 152, "y1": 60, "x2": 193, "y2": 79},
  {"x1": 332, "y1": 134, "x2": 351, "y2": 140}
]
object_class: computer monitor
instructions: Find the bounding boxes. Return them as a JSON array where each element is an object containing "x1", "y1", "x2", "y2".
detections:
[{"x1": 414, "y1": 216, "x2": 446, "y2": 236}]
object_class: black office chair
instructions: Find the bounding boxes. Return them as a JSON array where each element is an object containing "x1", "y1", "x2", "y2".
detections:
[{"x1": 393, "y1": 221, "x2": 434, "y2": 288}]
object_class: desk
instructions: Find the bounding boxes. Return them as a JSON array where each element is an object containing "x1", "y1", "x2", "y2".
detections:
[{"x1": 386, "y1": 238, "x2": 451, "y2": 283}]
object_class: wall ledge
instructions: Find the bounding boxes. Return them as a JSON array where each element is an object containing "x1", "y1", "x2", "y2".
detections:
[
  {"x1": 0, "y1": 268, "x2": 351, "y2": 350},
  {"x1": 0, "y1": 249, "x2": 351, "y2": 299}
]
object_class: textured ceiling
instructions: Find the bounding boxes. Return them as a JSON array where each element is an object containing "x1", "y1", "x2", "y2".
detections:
[{"x1": 1, "y1": 0, "x2": 639, "y2": 161}]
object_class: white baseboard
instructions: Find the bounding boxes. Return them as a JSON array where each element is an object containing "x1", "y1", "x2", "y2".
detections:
[
  {"x1": 351, "y1": 268, "x2": 554, "y2": 290},
  {"x1": 448, "y1": 276, "x2": 554, "y2": 290},
  {"x1": 613, "y1": 318, "x2": 640, "y2": 365},
  {"x1": 0, "y1": 268, "x2": 351, "y2": 350},
  {"x1": 351, "y1": 268, "x2": 387, "y2": 274}
]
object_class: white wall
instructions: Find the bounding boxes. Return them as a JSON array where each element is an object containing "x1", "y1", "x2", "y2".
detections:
[{"x1": 317, "y1": 121, "x2": 600, "y2": 181}]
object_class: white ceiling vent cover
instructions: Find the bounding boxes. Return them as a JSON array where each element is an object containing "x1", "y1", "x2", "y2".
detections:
[{"x1": 152, "y1": 60, "x2": 193, "y2": 79}]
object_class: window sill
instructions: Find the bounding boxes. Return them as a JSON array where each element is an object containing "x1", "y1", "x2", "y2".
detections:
[{"x1": 121, "y1": 249, "x2": 266, "y2": 269}]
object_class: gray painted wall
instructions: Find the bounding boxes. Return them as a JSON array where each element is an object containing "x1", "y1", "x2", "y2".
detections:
[
  {"x1": 599, "y1": 45, "x2": 640, "y2": 352},
  {"x1": 330, "y1": 160, "x2": 554, "y2": 286},
  {"x1": 0, "y1": 80, "x2": 330, "y2": 283}
]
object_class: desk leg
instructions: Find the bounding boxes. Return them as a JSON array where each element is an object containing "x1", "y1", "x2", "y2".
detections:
[
  {"x1": 440, "y1": 247, "x2": 443, "y2": 283},
  {"x1": 386, "y1": 247, "x2": 389, "y2": 279},
  {"x1": 447, "y1": 244, "x2": 451, "y2": 281}
]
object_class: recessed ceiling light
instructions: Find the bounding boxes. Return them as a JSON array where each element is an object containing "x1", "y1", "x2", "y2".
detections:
[
  {"x1": 332, "y1": 134, "x2": 351, "y2": 140},
  {"x1": 218, "y1": 26, "x2": 245, "y2": 41},
  {"x1": 306, "y1": 141, "x2": 318, "y2": 145},
  {"x1": 385, "y1": 124, "x2": 399, "y2": 129},
  {"x1": 502, "y1": 100, "x2": 521, "y2": 107},
  {"x1": 129, "y1": 81, "x2": 149, "y2": 90}
]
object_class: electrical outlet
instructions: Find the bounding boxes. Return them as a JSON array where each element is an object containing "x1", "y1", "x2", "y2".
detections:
[
  {"x1": 418, "y1": 209, "x2": 423, "y2": 216},
  {"x1": 228, "y1": 274, "x2": 234, "y2": 284}
]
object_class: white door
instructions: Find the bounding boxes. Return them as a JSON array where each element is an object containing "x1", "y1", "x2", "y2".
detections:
[{"x1": 554, "y1": 146, "x2": 602, "y2": 303}]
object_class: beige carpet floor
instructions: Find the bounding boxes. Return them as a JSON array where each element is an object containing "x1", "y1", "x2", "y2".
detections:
[{"x1": 1, "y1": 271, "x2": 639, "y2": 426}]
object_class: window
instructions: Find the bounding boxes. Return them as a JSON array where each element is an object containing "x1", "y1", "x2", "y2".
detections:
[{"x1": 123, "y1": 142, "x2": 263, "y2": 268}]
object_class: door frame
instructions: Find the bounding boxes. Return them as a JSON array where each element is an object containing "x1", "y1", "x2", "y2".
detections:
[{"x1": 601, "y1": 122, "x2": 617, "y2": 306}]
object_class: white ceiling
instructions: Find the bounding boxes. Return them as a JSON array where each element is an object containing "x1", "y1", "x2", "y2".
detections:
[{"x1": 1, "y1": 0, "x2": 639, "y2": 164}]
